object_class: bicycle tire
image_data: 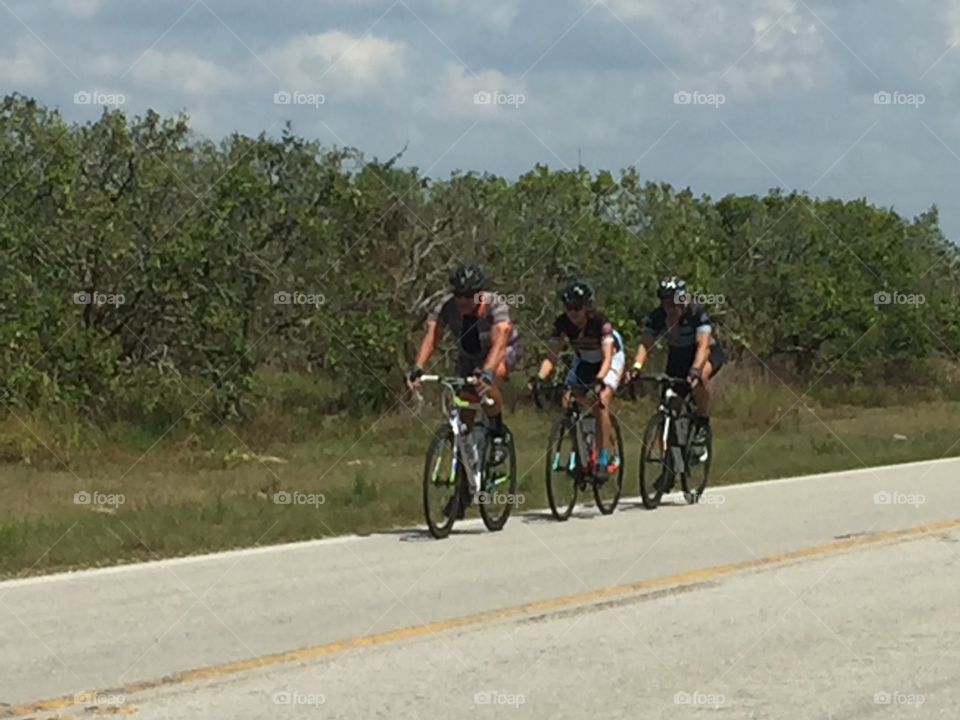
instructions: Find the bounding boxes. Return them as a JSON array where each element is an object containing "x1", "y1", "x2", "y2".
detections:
[
  {"x1": 593, "y1": 414, "x2": 625, "y2": 514},
  {"x1": 681, "y1": 422, "x2": 712, "y2": 504},
  {"x1": 639, "y1": 413, "x2": 671, "y2": 510},
  {"x1": 422, "y1": 427, "x2": 460, "y2": 539},
  {"x1": 479, "y1": 425, "x2": 518, "y2": 531},
  {"x1": 545, "y1": 417, "x2": 578, "y2": 521}
]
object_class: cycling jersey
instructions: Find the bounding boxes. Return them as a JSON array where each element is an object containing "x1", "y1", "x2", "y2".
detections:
[
  {"x1": 429, "y1": 293, "x2": 520, "y2": 375},
  {"x1": 641, "y1": 303, "x2": 724, "y2": 377},
  {"x1": 550, "y1": 311, "x2": 622, "y2": 363}
]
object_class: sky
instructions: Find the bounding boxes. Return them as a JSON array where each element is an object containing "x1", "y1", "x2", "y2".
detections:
[{"x1": 2, "y1": 0, "x2": 959, "y2": 239}]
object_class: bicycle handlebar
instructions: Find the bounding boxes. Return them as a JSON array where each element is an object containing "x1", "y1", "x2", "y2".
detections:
[
  {"x1": 632, "y1": 373, "x2": 690, "y2": 387},
  {"x1": 420, "y1": 375, "x2": 495, "y2": 406}
]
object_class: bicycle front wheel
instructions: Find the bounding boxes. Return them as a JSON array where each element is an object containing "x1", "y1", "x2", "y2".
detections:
[
  {"x1": 422, "y1": 427, "x2": 460, "y2": 538},
  {"x1": 479, "y1": 425, "x2": 518, "y2": 531},
  {"x1": 682, "y1": 422, "x2": 712, "y2": 504},
  {"x1": 593, "y1": 414, "x2": 625, "y2": 515},
  {"x1": 545, "y1": 418, "x2": 578, "y2": 520},
  {"x1": 639, "y1": 413, "x2": 672, "y2": 510}
]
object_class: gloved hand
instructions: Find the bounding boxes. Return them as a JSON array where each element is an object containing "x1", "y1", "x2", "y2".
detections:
[
  {"x1": 625, "y1": 361, "x2": 643, "y2": 385},
  {"x1": 687, "y1": 366, "x2": 703, "y2": 388},
  {"x1": 404, "y1": 365, "x2": 424, "y2": 389},
  {"x1": 477, "y1": 368, "x2": 495, "y2": 390}
]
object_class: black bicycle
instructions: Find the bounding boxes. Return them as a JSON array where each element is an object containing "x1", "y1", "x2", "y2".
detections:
[
  {"x1": 420, "y1": 375, "x2": 518, "y2": 539},
  {"x1": 533, "y1": 382, "x2": 624, "y2": 520},
  {"x1": 633, "y1": 374, "x2": 712, "y2": 509}
]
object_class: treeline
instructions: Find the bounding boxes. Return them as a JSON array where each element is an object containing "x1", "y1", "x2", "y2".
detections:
[{"x1": 1, "y1": 94, "x2": 958, "y2": 423}]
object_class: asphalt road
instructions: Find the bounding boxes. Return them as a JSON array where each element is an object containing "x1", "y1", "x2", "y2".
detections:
[{"x1": 2, "y1": 457, "x2": 959, "y2": 719}]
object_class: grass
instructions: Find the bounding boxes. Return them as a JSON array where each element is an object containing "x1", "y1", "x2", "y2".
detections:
[{"x1": 1, "y1": 368, "x2": 959, "y2": 578}]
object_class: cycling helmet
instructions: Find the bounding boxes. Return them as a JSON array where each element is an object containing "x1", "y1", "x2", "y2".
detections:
[
  {"x1": 449, "y1": 264, "x2": 487, "y2": 295},
  {"x1": 560, "y1": 281, "x2": 594, "y2": 309},
  {"x1": 657, "y1": 276, "x2": 687, "y2": 300}
]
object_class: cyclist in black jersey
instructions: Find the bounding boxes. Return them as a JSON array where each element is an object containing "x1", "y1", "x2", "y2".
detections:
[
  {"x1": 529, "y1": 282, "x2": 625, "y2": 479},
  {"x1": 627, "y1": 277, "x2": 725, "y2": 449}
]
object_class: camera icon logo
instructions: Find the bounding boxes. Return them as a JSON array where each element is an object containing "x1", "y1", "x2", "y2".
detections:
[
  {"x1": 674, "y1": 91, "x2": 692, "y2": 105},
  {"x1": 274, "y1": 91, "x2": 292, "y2": 105}
]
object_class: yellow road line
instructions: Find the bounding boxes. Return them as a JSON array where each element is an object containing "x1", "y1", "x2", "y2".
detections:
[{"x1": 4, "y1": 517, "x2": 959, "y2": 718}]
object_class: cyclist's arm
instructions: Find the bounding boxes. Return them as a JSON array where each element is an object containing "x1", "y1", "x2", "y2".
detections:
[
  {"x1": 415, "y1": 319, "x2": 443, "y2": 368},
  {"x1": 537, "y1": 336, "x2": 566, "y2": 379},
  {"x1": 597, "y1": 332, "x2": 615, "y2": 381},
  {"x1": 632, "y1": 335, "x2": 656, "y2": 370},
  {"x1": 691, "y1": 308, "x2": 713, "y2": 372},
  {"x1": 692, "y1": 329, "x2": 712, "y2": 371},
  {"x1": 482, "y1": 321, "x2": 511, "y2": 375}
]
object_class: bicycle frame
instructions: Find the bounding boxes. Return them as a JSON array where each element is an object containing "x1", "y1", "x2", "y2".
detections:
[{"x1": 422, "y1": 375, "x2": 493, "y2": 491}]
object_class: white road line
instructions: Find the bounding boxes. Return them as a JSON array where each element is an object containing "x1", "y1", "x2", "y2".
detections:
[{"x1": 1, "y1": 456, "x2": 956, "y2": 589}]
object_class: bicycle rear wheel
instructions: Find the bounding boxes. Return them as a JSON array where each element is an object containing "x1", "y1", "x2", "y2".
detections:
[
  {"x1": 545, "y1": 418, "x2": 578, "y2": 520},
  {"x1": 422, "y1": 428, "x2": 460, "y2": 538},
  {"x1": 479, "y1": 425, "x2": 518, "y2": 531},
  {"x1": 593, "y1": 415, "x2": 625, "y2": 514},
  {"x1": 682, "y1": 422, "x2": 712, "y2": 504},
  {"x1": 639, "y1": 413, "x2": 672, "y2": 510}
]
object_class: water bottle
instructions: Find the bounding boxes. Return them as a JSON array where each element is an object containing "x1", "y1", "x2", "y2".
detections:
[{"x1": 581, "y1": 415, "x2": 597, "y2": 450}]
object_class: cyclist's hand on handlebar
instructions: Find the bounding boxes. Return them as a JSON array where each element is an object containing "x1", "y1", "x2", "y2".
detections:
[
  {"x1": 528, "y1": 374, "x2": 543, "y2": 392},
  {"x1": 404, "y1": 365, "x2": 424, "y2": 390},
  {"x1": 474, "y1": 368, "x2": 495, "y2": 392},
  {"x1": 624, "y1": 362, "x2": 643, "y2": 385},
  {"x1": 687, "y1": 366, "x2": 703, "y2": 388}
]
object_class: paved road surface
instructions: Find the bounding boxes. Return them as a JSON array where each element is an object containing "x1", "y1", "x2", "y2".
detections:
[{"x1": 2, "y1": 458, "x2": 959, "y2": 719}]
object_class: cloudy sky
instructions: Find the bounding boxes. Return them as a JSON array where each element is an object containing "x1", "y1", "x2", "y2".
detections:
[{"x1": 2, "y1": 0, "x2": 959, "y2": 238}]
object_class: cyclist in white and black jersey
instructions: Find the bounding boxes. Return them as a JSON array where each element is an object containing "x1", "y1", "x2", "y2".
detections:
[
  {"x1": 530, "y1": 282, "x2": 625, "y2": 479},
  {"x1": 627, "y1": 277, "x2": 725, "y2": 445}
]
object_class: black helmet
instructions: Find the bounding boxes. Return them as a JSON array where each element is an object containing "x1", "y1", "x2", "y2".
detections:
[
  {"x1": 560, "y1": 282, "x2": 594, "y2": 309},
  {"x1": 657, "y1": 276, "x2": 687, "y2": 300},
  {"x1": 449, "y1": 264, "x2": 487, "y2": 296}
]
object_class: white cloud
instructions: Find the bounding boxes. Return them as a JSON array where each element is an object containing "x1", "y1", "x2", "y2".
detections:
[
  {"x1": 129, "y1": 50, "x2": 240, "y2": 95},
  {"x1": 0, "y1": 40, "x2": 48, "y2": 86},
  {"x1": 266, "y1": 31, "x2": 407, "y2": 98}
]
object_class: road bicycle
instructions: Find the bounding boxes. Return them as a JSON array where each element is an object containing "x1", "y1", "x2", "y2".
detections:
[
  {"x1": 533, "y1": 381, "x2": 624, "y2": 520},
  {"x1": 420, "y1": 375, "x2": 518, "y2": 539},
  {"x1": 632, "y1": 374, "x2": 712, "y2": 509}
]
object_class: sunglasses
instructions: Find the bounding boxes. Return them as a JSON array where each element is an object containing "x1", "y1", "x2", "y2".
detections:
[{"x1": 564, "y1": 304, "x2": 586, "y2": 312}]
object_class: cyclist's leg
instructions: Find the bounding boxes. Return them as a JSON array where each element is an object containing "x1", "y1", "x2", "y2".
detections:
[
  {"x1": 597, "y1": 349, "x2": 624, "y2": 469},
  {"x1": 692, "y1": 345, "x2": 724, "y2": 420}
]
